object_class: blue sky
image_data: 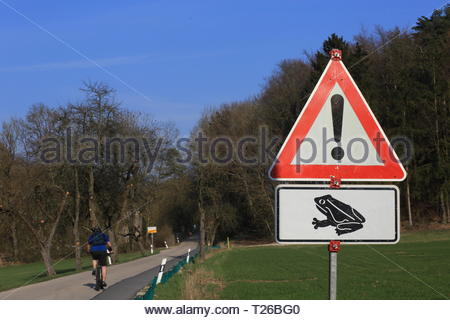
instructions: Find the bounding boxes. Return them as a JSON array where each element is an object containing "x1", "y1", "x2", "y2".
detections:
[{"x1": 0, "y1": 0, "x2": 444, "y2": 135}]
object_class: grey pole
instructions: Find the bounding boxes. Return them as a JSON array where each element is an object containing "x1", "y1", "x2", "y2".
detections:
[
  {"x1": 329, "y1": 251, "x2": 337, "y2": 300},
  {"x1": 151, "y1": 233, "x2": 154, "y2": 254},
  {"x1": 328, "y1": 178, "x2": 341, "y2": 300}
]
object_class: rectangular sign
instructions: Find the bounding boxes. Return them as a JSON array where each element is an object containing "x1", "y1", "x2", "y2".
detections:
[
  {"x1": 276, "y1": 184, "x2": 399, "y2": 244},
  {"x1": 147, "y1": 226, "x2": 157, "y2": 234}
]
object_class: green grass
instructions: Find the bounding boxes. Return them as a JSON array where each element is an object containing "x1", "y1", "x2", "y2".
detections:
[
  {"x1": 155, "y1": 229, "x2": 450, "y2": 300},
  {"x1": 153, "y1": 268, "x2": 187, "y2": 300},
  {"x1": 0, "y1": 250, "x2": 159, "y2": 292}
]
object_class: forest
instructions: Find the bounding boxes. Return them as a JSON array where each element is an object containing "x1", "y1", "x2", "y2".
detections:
[{"x1": 0, "y1": 7, "x2": 449, "y2": 275}]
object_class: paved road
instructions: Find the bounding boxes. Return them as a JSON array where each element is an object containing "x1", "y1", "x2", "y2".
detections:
[
  {"x1": 0, "y1": 239, "x2": 197, "y2": 300},
  {"x1": 93, "y1": 247, "x2": 198, "y2": 300}
]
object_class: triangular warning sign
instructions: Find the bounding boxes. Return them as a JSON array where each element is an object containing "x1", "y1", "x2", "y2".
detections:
[{"x1": 269, "y1": 49, "x2": 406, "y2": 181}]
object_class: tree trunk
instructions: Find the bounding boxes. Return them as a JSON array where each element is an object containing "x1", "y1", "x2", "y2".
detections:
[
  {"x1": 264, "y1": 219, "x2": 273, "y2": 236},
  {"x1": 88, "y1": 166, "x2": 99, "y2": 227},
  {"x1": 113, "y1": 184, "x2": 132, "y2": 259},
  {"x1": 11, "y1": 217, "x2": 19, "y2": 261},
  {"x1": 137, "y1": 240, "x2": 146, "y2": 256},
  {"x1": 258, "y1": 171, "x2": 275, "y2": 236},
  {"x1": 440, "y1": 191, "x2": 447, "y2": 224},
  {"x1": 446, "y1": 192, "x2": 450, "y2": 225},
  {"x1": 210, "y1": 223, "x2": 219, "y2": 247},
  {"x1": 133, "y1": 211, "x2": 146, "y2": 256},
  {"x1": 40, "y1": 245, "x2": 56, "y2": 276},
  {"x1": 198, "y1": 200, "x2": 206, "y2": 258},
  {"x1": 73, "y1": 167, "x2": 82, "y2": 271},
  {"x1": 43, "y1": 190, "x2": 68, "y2": 276},
  {"x1": 433, "y1": 68, "x2": 440, "y2": 163},
  {"x1": 240, "y1": 173, "x2": 259, "y2": 224},
  {"x1": 406, "y1": 175, "x2": 413, "y2": 227},
  {"x1": 16, "y1": 189, "x2": 68, "y2": 276},
  {"x1": 108, "y1": 229, "x2": 118, "y2": 263},
  {"x1": 258, "y1": 170, "x2": 275, "y2": 215}
]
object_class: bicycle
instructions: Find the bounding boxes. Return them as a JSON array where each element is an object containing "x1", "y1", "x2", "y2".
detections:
[
  {"x1": 86, "y1": 226, "x2": 113, "y2": 291},
  {"x1": 94, "y1": 249, "x2": 111, "y2": 291},
  {"x1": 94, "y1": 262, "x2": 104, "y2": 291}
]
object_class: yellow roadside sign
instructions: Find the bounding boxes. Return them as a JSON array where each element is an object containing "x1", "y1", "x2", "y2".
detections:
[{"x1": 147, "y1": 226, "x2": 157, "y2": 234}]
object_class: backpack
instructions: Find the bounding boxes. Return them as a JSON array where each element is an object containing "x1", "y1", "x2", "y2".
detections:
[{"x1": 90, "y1": 232, "x2": 107, "y2": 246}]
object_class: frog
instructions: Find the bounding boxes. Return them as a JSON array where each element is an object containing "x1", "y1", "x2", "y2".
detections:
[{"x1": 312, "y1": 194, "x2": 365, "y2": 235}]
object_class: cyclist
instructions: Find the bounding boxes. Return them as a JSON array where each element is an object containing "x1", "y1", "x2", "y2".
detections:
[{"x1": 87, "y1": 227, "x2": 113, "y2": 288}]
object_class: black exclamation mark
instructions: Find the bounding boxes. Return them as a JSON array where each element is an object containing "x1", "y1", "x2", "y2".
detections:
[{"x1": 331, "y1": 94, "x2": 344, "y2": 160}]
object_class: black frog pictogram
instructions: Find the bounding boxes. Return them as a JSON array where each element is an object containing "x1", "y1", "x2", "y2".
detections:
[{"x1": 312, "y1": 195, "x2": 366, "y2": 235}]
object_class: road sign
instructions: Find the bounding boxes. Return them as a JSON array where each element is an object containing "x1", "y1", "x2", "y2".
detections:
[
  {"x1": 147, "y1": 226, "x2": 157, "y2": 234},
  {"x1": 269, "y1": 49, "x2": 406, "y2": 181},
  {"x1": 276, "y1": 184, "x2": 399, "y2": 244}
]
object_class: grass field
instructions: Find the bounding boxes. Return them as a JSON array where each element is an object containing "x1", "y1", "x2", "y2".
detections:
[
  {"x1": 0, "y1": 251, "x2": 159, "y2": 292},
  {"x1": 154, "y1": 229, "x2": 450, "y2": 300}
]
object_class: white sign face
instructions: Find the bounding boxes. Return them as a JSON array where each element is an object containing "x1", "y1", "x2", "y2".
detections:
[
  {"x1": 147, "y1": 226, "x2": 157, "y2": 234},
  {"x1": 290, "y1": 84, "x2": 382, "y2": 166},
  {"x1": 276, "y1": 185, "x2": 399, "y2": 244}
]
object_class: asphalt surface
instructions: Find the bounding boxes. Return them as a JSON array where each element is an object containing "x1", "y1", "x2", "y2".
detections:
[
  {"x1": 93, "y1": 248, "x2": 198, "y2": 300},
  {"x1": 0, "y1": 239, "x2": 198, "y2": 300}
]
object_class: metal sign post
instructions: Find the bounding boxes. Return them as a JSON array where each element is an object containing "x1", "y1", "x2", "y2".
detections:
[
  {"x1": 328, "y1": 240, "x2": 340, "y2": 300},
  {"x1": 147, "y1": 226, "x2": 157, "y2": 254},
  {"x1": 151, "y1": 233, "x2": 154, "y2": 254},
  {"x1": 328, "y1": 177, "x2": 340, "y2": 300}
]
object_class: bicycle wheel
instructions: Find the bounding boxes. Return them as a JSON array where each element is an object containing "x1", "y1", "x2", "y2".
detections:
[{"x1": 95, "y1": 265, "x2": 102, "y2": 290}]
